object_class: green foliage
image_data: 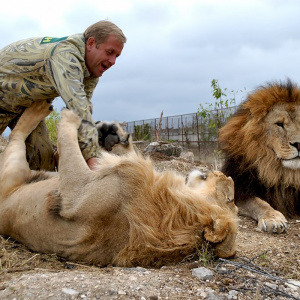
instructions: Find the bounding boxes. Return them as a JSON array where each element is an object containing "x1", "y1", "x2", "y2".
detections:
[
  {"x1": 134, "y1": 123, "x2": 151, "y2": 141},
  {"x1": 260, "y1": 253, "x2": 267, "y2": 260},
  {"x1": 45, "y1": 109, "x2": 60, "y2": 146},
  {"x1": 197, "y1": 79, "x2": 245, "y2": 141},
  {"x1": 195, "y1": 242, "x2": 215, "y2": 266}
]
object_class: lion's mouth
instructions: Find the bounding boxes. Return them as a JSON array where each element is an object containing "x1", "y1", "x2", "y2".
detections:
[{"x1": 282, "y1": 157, "x2": 300, "y2": 169}]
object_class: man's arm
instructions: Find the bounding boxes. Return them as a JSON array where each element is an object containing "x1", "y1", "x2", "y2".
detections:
[{"x1": 45, "y1": 50, "x2": 100, "y2": 162}]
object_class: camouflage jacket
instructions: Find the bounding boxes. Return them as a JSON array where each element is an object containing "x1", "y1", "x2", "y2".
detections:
[{"x1": 0, "y1": 34, "x2": 101, "y2": 160}]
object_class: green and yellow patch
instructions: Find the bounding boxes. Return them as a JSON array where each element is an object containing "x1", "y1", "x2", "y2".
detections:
[{"x1": 40, "y1": 36, "x2": 68, "y2": 44}]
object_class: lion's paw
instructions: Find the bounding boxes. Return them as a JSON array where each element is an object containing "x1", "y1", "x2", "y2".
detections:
[
  {"x1": 60, "y1": 109, "x2": 81, "y2": 129},
  {"x1": 204, "y1": 219, "x2": 237, "y2": 258},
  {"x1": 257, "y1": 210, "x2": 288, "y2": 233},
  {"x1": 11, "y1": 101, "x2": 53, "y2": 138},
  {"x1": 22, "y1": 101, "x2": 53, "y2": 124},
  {"x1": 95, "y1": 120, "x2": 130, "y2": 152}
]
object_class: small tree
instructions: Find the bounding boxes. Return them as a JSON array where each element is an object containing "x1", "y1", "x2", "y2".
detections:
[{"x1": 197, "y1": 79, "x2": 243, "y2": 141}]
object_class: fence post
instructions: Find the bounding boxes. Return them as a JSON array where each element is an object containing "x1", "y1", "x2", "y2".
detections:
[
  {"x1": 154, "y1": 118, "x2": 156, "y2": 141},
  {"x1": 181, "y1": 114, "x2": 184, "y2": 146},
  {"x1": 133, "y1": 121, "x2": 136, "y2": 141},
  {"x1": 195, "y1": 113, "x2": 200, "y2": 154},
  {"x1": 167, "y1": 117, "x2": 169, "y2": 140}
]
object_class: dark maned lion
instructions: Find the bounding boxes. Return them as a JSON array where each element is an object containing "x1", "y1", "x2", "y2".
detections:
[
  {"x1": 0, "y1": 102, "x2": 238, "y2": 267},
  {"x1": 219, "y1": 79, "x2": 300, "y2": 233}
]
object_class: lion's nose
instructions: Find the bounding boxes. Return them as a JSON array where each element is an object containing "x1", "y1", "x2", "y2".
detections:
[{"x1": 290, "y1": 142, "x2": 300, "y2": 151}]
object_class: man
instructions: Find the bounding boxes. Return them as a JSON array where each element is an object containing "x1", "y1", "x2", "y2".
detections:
[{"x1": 0, "y1": 20, "x2": 126, "y2": 170}]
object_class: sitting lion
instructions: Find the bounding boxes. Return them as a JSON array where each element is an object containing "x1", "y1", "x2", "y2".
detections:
[
  {"x1": 219, "y1": 79, "x2": 300, "y2": 233},
  {"x1": 0, "y1": 102, "x2": 238, "y2": 267}
]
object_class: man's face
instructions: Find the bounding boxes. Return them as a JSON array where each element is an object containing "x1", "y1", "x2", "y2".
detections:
[{"x1": 85, "y1": 34, "x2": 124, "y2": 78}]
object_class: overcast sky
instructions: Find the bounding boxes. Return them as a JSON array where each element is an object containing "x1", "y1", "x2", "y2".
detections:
[{"x1": 1, "y1": 0, "x2": 300, "y2": 124}]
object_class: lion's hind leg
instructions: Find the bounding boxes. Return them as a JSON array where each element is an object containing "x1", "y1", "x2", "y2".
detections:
[{"x1": 0, "y1": 101, "x2": 53, "y2": 198}]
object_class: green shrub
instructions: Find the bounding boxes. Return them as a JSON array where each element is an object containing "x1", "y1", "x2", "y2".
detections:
[{"x1": 45, "y1": 109, "x2": 60, "y2": 146}]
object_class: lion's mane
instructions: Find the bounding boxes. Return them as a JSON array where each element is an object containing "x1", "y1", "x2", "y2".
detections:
[{"x1": 219, "y1": 79, "x2": 300, "y2": 217}]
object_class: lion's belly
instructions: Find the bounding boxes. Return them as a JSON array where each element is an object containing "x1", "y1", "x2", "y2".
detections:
[{"x1": 0, "y1": 179, "x2": 130, "y2": 265}]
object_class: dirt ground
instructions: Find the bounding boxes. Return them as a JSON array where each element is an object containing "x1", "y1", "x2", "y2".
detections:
[
  {"x1": 0, "y1": 151, "x2": 299, "y2": 299},
  {"x1": 0, "y1": 217, "x2": 299, "y2": 300}
]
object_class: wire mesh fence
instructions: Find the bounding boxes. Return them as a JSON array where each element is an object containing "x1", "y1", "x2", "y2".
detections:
[{"x1": 125, "y1": 105, "x2": 239, "y2": 162}]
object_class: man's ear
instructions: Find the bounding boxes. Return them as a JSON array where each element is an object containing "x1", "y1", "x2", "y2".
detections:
[{"x1": 86, "y1": 37, "x2": 96, "y2": 50}]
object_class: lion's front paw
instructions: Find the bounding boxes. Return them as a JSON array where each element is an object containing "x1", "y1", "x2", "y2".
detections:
[
  {"x1": 60, "y1": 109, "x2": 81, "y2": 129},
  {"x1": 257, "y1": 210, "x2": 288, "y2": 233},
  {"x1": 204, "y1": 219, "x2": 237, "y2": 258},
  {"x1": 11, "y1": 101, "x2": 53, "y2": 138},
  {"x1": 21, "y1": 101, "x2": 53, "y2": 124}
]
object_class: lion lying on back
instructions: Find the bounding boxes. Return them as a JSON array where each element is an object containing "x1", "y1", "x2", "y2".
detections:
[
  {"x1": 219, "y1": 79, "x2": 300, "y2": 234},
  {"x1": 0, "y1": 102, "x2": 238, "y2": 267}
]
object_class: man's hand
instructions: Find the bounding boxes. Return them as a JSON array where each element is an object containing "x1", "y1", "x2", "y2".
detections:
[{"x1": 87, "y1": 157, "x2": 98, "y2": 170}]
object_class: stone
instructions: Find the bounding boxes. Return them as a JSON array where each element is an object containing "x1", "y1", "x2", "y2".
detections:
[
  {"x1": 61, "y1": 288, "x2": 79, "y2": 296},
  {"x1": 144, "y1": 142, "x2": 183, "y2": 157},
  {"x1": 179, "y1": 151, "x2": 195, "y2": 163},
  {"x1": 192, "y1": 267, "x2": 214, "y2": 280}
]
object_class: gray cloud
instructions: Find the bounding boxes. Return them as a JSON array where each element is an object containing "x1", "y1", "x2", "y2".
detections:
[{"x1": 1, "y1": 0, "x2": 300, "y2": 124}]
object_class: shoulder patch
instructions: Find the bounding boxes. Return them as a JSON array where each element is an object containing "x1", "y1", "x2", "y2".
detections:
[{"x1": 40, "y1": 36, "x2": 68, "y2": 44}]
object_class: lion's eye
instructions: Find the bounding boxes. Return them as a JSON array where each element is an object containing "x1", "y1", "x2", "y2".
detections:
[
  {"x1": 275, "y1": 122, "x2": 284, "y2": 128},
  {"x1": 227, "y1": 196, "x2": 233, "y2": 203}
]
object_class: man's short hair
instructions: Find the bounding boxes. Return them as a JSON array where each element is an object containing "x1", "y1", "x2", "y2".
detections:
[{"x1": 84, "y1": 20, "x2": 127, "y2": 45}]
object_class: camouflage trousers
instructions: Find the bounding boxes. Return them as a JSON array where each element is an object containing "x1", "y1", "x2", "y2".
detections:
[{"x1": 0, "y1": 107, "x2": 56, "y2": 171}]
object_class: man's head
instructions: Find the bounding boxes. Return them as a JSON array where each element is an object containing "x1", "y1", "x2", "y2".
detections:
[{"x1": 84, "y1": 20, "x2": 126, "y2": 78}]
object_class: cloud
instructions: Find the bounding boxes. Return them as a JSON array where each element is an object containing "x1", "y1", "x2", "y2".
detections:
[{"x1": 1, "y1": 0, "x2": 300, "y2": 124}]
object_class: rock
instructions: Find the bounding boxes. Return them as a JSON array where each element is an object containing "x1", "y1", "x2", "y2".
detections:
[
  {"x1": 264, "y1": 282, "x2": 277, "y2": 289},
  {"x1": 117, "y1": 290, "x2": 127, "y2": 295},
  {"x1": 192, "y1": 267, "x2": 214, "y2": 280},
  {"x1": 179, "y1": 151, "x2": 195, "y2": 163},
  {"x1": 143, "y1": 142, "x2": 160, "y2": 153},
  {"x1": 144, "y1": 142, "x2": 183, "y2": 157},
  {"x1": 206, "y1": 288, "x2": 226, "y2": 300},
  {"x1": 228, "y1": 290, "x2": 238, "y2": 299},
  {"x1": 286, "y1": 279, "x2": 300, "y2": 290},
  {"x1": 61, "y1": 288, "x2": 79, "y2": 296}
]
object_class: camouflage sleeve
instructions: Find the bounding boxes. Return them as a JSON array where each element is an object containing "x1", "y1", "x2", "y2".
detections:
[{"x1": 45, "y1": 51, "x2": 101, "y2": 161}]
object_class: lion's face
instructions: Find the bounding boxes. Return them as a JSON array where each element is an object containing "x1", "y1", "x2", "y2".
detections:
[
  {"x1": 187, "y1": 170, "x2": 238, "y2": 215},
  {"x1": 219, "y1": 79, "x2": 300, "y2": 188},
  {"x1": 265, "y1": 104, "x2": 300, "y2": 170}
]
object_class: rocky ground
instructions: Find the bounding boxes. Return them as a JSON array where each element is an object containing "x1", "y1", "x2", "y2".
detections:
[
  {"x1": 0, "y1": 217, "x2": 299, "y2": 300},
  {"x1": 0, "y1": 142, "x2": 299, "y2": 299}
]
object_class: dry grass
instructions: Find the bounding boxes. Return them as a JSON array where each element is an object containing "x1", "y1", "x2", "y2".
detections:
[{"x1": 0, "y1": 236, "x2": 66, "y2": 275}]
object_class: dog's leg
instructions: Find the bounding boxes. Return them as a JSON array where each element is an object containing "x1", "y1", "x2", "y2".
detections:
[{"x1": 0, "y1": 101, "x2": 53, "y2": 198}]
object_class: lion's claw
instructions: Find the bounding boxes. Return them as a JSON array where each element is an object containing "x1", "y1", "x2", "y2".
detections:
[{"x1": 258, "y1": 215, "x2": 288, "y2": 234}]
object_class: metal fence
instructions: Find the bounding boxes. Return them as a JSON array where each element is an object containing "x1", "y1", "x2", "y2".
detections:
[{"x1": 125, "y1": 105, "x2": 238, "y2": 162}]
